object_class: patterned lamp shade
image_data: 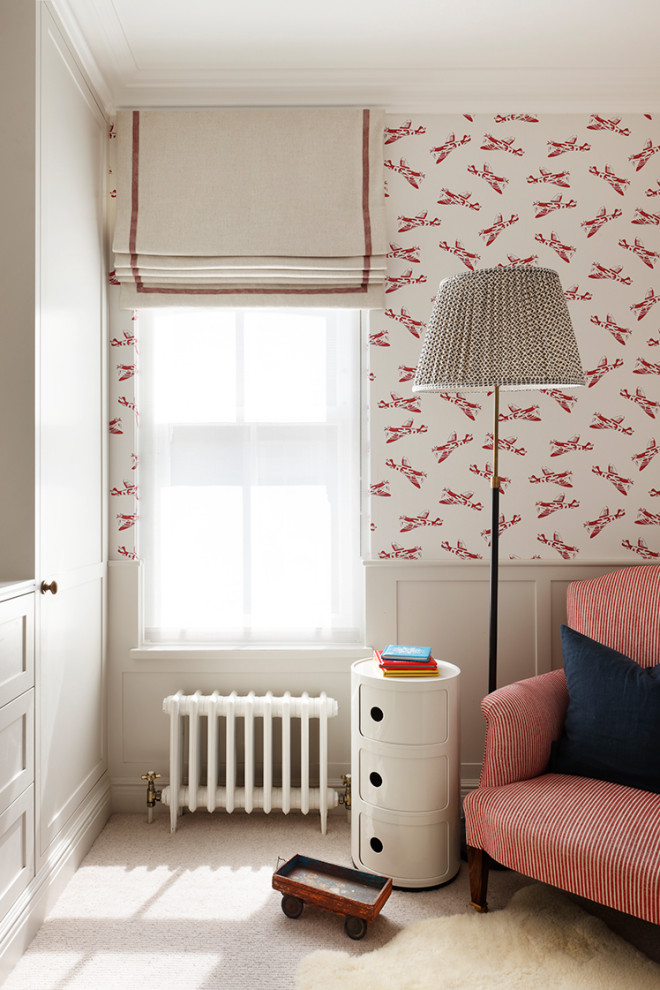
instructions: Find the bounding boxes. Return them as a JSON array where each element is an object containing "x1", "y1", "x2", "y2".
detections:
[{"x1": 413, "y1": 266, "x2": 585, "y2": 393}]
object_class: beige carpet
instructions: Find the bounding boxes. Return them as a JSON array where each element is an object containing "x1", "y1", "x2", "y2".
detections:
[
  {"x1": 4, "y1": 812, "x2": 659, "y2": 989},
  {"x1": 296, "y1": 883, "x2": 660, "y2": 989}
]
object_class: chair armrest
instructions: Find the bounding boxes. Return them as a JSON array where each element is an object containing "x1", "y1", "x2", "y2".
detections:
[{"x1": 479, "y1": 668, "x2": 569, "y2": 788}]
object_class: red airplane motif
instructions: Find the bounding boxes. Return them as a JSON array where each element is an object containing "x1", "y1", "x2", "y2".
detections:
[
  {"x1": 370, "y1": 481, "x2": 392, "y2": 497},
  {"x1": 537, "y1": 532, "x2": 579, "y2": 559},
  {"x1": 630, "y1": 288, "x2": 660, "y2": 320},
  {"x1": 619, "y1": 237, "x2": 660, "y2": 269},
  {"x1": 529, "y1": 467, "x2": 573, "y2": 488},
  {"x1": 632, "y1": 208, "x2": 660, "y2": 226},
  {"x1": 549, "y1": 435, "x2": 594, "y2": 456},
  {"x1": 592, "y1": 464, "x2": 634, "y2": 495},
  {"x1": 587, "y1": 115, "x2": 631, "y2": 136},
  {"x1": 110, "y1": 481, "x2": 139, "y2": 498},
  {"x1": 534, "y1": 232, "x2": 575, "y2": 262},
  {"x1": 384, "y1": 121, "x2": 426, "y2": 144},
  {"x1": 430, "y1": 133, "x2": 471, "y2": 163},
  {"x1": 646, "y1": 180, "x2": 660, "y2": 197},
  {"x1": 378, "y1": 543, "x2": 422, "y2": 560},
  {"x1": 386, "y1": 270, "x2": 428, "y2": 293},
  {"x1": 397, "y1": 210, "x2": 442, "y2": 232},
  {"x1": 498, "y1": 404, "x2": 541, "y2": 421},
  {"x1": 590, "y1": 314, "x2": 631, "y2": 346},
  {"x1": 441, "y1": 539, "x2": 482, "y2": 560},
  {"x1": 536, "y1": 495, "x2": 580, "y2": 518},
  {"x1": 589, "y1": 263, "x2": 632, "y2": 285},
  {"x1": 467, "y1": 163, "x2": 509, "y2": 194},
  {"x1": 590, "y1": 413, "x2": 633, "y2": 435},
  {"x1": 635, "y1": 508, "x2": 660, "y2": 526},
  {"x1": 651, "y1": 489, "x2": 660, "y2": 497},
  {"x1": 481, "y1": 134, "x2": 524, "y2": 156},
  {"x1": 585, "y1": 356, "x2": 624, "y2": 387},
  {"x1": 385, "y1": 307, "x2": 425, "y2": 338},
  {"x1": 629, "y1": 140, "x2": 660, "y2": 172},
  {"x1": 527, "y1": 168, "x2": 571, "y2": 187},
  {"x1": 116, "y1": 512, "x2": 138, "y2": 531},
  {"x1": 109, "y1": 418, "x2": 123, "y2": 435},
  {"x1": 369, "y1": 330, "x2": 389, "y2": 347},
  {"x1": 438, "y1": 240, "x2": 480, "y2": 270},
  {"x1": 399, "y1": 512, "x2": 443, "y2": 532},
  {"x1": 564, "y1": 285, "x2": 592, "y2": 301},
  {"x1": 481, "y1": 514, "x2": 522, "y2": 546},
  {"x1": 118, "y1": 397, "x2": 139, "y2": 422},
  {"x1": 469, "y1": 463, "x2": 510, "y2": 492},
  {"x1": 621, "y1": 538, "x2": 660, "y2": 559},
  {"x1": 483, "y1": 434, "x2": 526, "y2": 456},
  {"x1": 384, "y1": 158, "x2": 425, "y2": 188},
  {"x1": 438, "y1": 489, "x2": 484, "y2": 511},
  {"x1": 479, "y1": 213, "x2": 519, "y2": 245},
  {"x1": 398, "y1": 365, "x2": 418, "y2": 382},
  {"x1": 378, "y1": 393, "x2": 423, "y2": 413},
  {"x1": 648, "y1": 333, "x2": 660, "y2": 347},
  {"x1": 385, "y1": 456, "x2": 427, "y2": 487},
  {"x1": 620, "y1": 387, "x2": 660, "y2": 418},
  {"x1": 632, "y1": 439, "x2": 660, "y2": 471},
  {"x1": 437, "y1": 188, "x2": 481, "y2": 211},
  {"x1": 437, "y1": 392, "x2": 482, "y2": 420},
  {"x1": 131, "y1": 453, "x2": 138, "y2": 470},
  {"x1": 494, "y1": 113, "x2": 539, "y2": 123},
  {"x1": 499, "y1": 255, "x2": 539, "y2": 267},
  {"x1": 117, "y1": 364, "x2": 137, "y2": 381},
  {"x1": 387, "y1": 243, "x2": 421, "y2": 263},
  {"x1": 584, "y1": 507, "x2": 626, "y2": 538},
  {"x1": 541, "y1": 389, "x2": 578, "y2": 412},
  {"x1": 581, "y1": 207, "x2": 623, "y2": 238},
  {"x1": 433, "y1": 432, "x2": 473, "y2": 463},
  {"x1": 385, "y1": 419, "x2": 428, "y2": 443},
  {"x1": 534, "y1": 195, "x2": 577, "y2": 218},
  {"x1": 117, "y1": 546, "x2": 138, "y2": 560},
  {"x1": 587, "y1": 165, "x2": 629, "y2": 196},
  {"x1": 634, "y1": 357, "x2": 660, "y2": 375},
  {"x1": 110, "y1": 330, "x2": 138, "y2": 349},
  {"x1": 547, "y1": 137, "x2": 590, "y2": 157}
]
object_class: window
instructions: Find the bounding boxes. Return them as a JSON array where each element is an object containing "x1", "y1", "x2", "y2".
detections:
[{"x1": 139, "y1": 308, "x2": 363, "y2": 646}]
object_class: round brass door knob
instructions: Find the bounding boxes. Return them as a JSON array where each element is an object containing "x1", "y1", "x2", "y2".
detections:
[{"x1": 40, "y1": 580, "x2": 58, "y2": 595}]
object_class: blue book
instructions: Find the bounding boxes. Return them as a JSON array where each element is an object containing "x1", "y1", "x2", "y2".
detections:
[{"x1": 381, "y1": 644, "x2": 432, "y2": 661}]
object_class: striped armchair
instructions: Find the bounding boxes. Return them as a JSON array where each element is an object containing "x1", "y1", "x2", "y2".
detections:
[{"x1": 464, "y1": 565, "x2": 660, "y2": 924}]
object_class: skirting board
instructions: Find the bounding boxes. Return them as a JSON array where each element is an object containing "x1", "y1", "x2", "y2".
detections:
[{"x1": 0, "y1": 776, "x2": 111, "y2": 987}]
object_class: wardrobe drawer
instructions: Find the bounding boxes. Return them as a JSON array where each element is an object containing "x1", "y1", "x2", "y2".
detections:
[
  {"x1": 0, "y1": 786, "x2": 34, "y2": 921},
  {"x1": 0, "y1": 594, "x2": 34, "y2": 710},
  {"x1": 358, "y1": 741, "x2": 448, "y2": 812},
  {"x1": 0, "y1": 690, "x2": 34, "y2": 817}
]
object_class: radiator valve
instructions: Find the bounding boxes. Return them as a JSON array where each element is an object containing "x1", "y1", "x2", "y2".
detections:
[
  {"x1": 141, "y1": 771, "x2": 162, "y2": 824},
  {"x1": 340, "y1": 773, "x2": 351, "y2": 811}
]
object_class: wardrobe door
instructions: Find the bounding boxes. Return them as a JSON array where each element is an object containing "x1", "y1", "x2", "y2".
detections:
[{"x1": 36, "y1": 15, "x2": 107, "y2": 859}]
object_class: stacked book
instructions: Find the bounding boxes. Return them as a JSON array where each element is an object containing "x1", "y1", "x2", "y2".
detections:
[{"x1": 375, "y1": 644, "x2": 439, "y2": 677}]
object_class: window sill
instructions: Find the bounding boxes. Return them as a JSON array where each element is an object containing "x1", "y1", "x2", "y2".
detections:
[{"x1": 129, "y1": 644, "x2": 373, "y2": 672}]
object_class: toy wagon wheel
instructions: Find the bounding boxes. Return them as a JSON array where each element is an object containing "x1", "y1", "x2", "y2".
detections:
[
  {"x1": 344, "y1": 915, "x2": 367, "y2": 940},
  {"x1": 281, "y1": 894, "x2": 304, "y2": 919}
]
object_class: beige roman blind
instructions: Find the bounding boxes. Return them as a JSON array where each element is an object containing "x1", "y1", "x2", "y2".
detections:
[{"x1": 112, "y1": 108, "x2": 386, "y2": 308}]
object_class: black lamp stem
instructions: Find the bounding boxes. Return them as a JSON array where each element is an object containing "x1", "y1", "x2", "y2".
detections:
[{"x1": 488, "y1": 385, "x2": 500, "y2": 694}]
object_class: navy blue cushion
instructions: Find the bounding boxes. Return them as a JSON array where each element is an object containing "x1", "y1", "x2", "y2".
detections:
[{"x1": 549, "y1": 625, "x2": 660, "y2": 794}]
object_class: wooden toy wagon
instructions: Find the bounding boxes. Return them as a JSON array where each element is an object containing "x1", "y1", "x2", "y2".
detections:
[{"x1": 272, "y1": 854, "x2": 392, "y2": 940}]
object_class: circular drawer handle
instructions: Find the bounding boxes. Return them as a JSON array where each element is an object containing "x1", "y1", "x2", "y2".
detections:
[
  {"x1": 370, "y1": 837, "x2": 383, "y2": 853},
  {"x1": 369, "y1": 771, "x2": 383, "y2": 788},
  {"x1": 40, "y1": 580, "x2": 59, "y2": 595},
  {"x1": 370, "y1": 706, "x2": 384, "y2": 722}
]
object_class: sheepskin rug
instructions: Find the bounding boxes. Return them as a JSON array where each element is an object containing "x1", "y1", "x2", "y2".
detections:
[{"x1": 295, "y1": 884, "x2": 660, "y2": 990}]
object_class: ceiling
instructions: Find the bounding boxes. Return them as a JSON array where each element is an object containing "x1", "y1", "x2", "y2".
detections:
[{"x1": 51, "y1": 0, "x2": 660, "y2": 113}]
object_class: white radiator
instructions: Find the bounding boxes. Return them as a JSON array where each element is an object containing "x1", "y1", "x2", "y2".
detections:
[{"x1": 161, "y1": 690, "x2": 339, "y2": 834}]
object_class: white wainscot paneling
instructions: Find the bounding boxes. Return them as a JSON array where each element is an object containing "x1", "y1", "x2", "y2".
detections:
[{"x1": 365, "y1": 560, "x2": 631, "y2": 787}]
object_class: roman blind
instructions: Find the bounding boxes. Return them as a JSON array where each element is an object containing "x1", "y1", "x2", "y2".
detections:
[{"x1": 112, "y1": 108, "x2": 386, "y2": 309}]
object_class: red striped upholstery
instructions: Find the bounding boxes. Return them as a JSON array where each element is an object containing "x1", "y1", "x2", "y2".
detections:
[
  {"x1": 465, "y1": 774, "x2": 660, "y2": 924},
  {"x1": 465, "y1": 565, "x2": 660, "y2": 924}
]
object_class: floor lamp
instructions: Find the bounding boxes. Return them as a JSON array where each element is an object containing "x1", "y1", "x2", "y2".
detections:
[{"x1": 413, "y1": 267, "x2": 584, "y2": 694}]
